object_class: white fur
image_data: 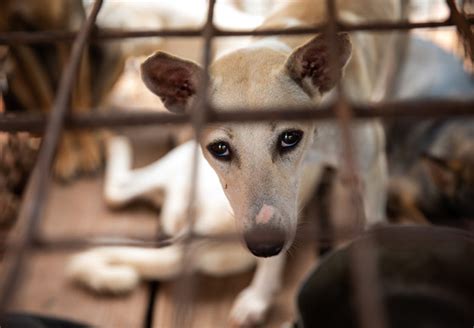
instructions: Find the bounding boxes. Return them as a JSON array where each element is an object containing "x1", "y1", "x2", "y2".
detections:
[
  {"x1": 68, "y1": 138, "x2": 255, "y2": 292},
  {"x1": 70, "y1": 1, "x2": 402, "y2": 326}
]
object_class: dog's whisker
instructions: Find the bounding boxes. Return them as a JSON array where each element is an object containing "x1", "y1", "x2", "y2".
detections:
[{"x1": 286, "y1": 246, "x2": 295, "y2": 259}]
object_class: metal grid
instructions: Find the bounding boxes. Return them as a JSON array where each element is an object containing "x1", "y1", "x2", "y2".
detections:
[{"x1": 0, "y1": 0, "x2": 473, "y2": 327}]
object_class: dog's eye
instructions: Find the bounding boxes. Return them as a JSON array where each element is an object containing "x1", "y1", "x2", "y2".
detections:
[
  {"x1": 207, "y1": 141, "x2": 231, "y2": 161},
  {"x1": 279, "y1": 130, "x2": 303, "y2": 152}
]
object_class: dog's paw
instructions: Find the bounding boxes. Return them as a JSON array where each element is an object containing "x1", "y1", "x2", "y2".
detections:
[
  {"x1": 67, "y1": 250, "x2": 139, "y2": 294},
  {"x1": 78, "y1": 132, "x2": 103, "y2": 175},
  {"x1": 230, "y1": 287, "x2": 271, "y2": 327}
]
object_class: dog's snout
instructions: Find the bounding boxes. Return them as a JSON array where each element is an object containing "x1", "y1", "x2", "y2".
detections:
[{"x1": 244, "y1": 225, "x2": 286, "y2": 257}]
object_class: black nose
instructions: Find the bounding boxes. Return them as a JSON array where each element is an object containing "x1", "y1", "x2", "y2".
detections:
[
  {"x1": 244, "y1": 226, "x2": 286, "y2": 258},
  {"x1": 247, "y1": 242, "x2": 284, "y2": 257}
]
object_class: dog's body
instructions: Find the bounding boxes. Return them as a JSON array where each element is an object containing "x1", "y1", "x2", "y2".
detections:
[{"x1": 69, "y1": 1, "x2": 402, "y2": 325}]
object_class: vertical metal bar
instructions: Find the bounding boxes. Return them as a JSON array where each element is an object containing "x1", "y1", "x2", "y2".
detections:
[
  {"x1": 325, "y1": 0, "x2": 365, "y2": 229},
  {"x1": 172, "y1": 1, "x2": 216, "y2": 327},
  {"x1": 144, "y1": 281, "x2": 159, "y2": 328},
  {"x1": 324, "y1": 1, "x2": 388, "y2": 328},
  {"x1": 0, "y1": 0, "x2": 103, "y2": 313},
  {"x1": 308, "y1": 167, "x2": 336, "y2": 257},
  {"x1": 446, "y1": 0, "x2": 474, "y2": 62}
]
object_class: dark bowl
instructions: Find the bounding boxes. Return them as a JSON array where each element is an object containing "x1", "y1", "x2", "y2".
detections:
[{"x1": 296, "y1": 225, "x2": 474, "y2": 328}]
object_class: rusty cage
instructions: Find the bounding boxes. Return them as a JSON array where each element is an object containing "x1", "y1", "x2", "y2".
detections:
[{"x1": 0, "y1": 0, "x2": 474, "y2": 327}]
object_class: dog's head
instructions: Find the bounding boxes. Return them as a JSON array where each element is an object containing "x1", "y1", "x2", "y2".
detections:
[{"x1": 141, "y1": 33, "x2": 351, "y2": 257}]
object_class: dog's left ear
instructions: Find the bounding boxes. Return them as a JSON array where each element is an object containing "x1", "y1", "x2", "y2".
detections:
[
  {"x1": 141, "y1": 51, "x2": 203, "y2": 113},
  {"x1": 286, "y1": 33, "x2": 352, "y2": 97}
]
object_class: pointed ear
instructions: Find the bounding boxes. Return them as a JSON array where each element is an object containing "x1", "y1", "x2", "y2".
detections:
[
  {"x1": 141, "y1": 52, "x2": 203, "y2": 113},
  {"x1": 286, "y1": 33, "x2": 352, "y2": 97}
]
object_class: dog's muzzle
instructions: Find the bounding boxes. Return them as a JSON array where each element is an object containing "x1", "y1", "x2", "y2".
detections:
[{"x1": 244, "y1": 225, "x2": 286, "y2": 257}]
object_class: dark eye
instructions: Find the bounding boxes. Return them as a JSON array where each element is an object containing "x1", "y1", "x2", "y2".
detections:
[
  {"x1": 279, "y1": 130, "x2": 303, "y2": 152},
  {"x1": 207, "y1": 141, "x2": 231, "y2": 161}
]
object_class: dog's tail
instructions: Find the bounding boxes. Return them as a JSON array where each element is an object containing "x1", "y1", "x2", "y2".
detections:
[{"x1": 67, "y1": 245, "x2": 183, "y2": 294}]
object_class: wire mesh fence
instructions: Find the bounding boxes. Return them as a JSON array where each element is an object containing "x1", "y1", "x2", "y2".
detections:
[{"x1": 0, "y1": 0, "x2": 473, "y2": 327}]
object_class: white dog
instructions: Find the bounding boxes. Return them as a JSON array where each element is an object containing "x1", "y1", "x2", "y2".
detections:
[
  {"x1": 68, "y1": 137, "x2": 256, "y2": 291},
  {"x1": 69, "y1": 0, "x2": 402, "y2": 325}
]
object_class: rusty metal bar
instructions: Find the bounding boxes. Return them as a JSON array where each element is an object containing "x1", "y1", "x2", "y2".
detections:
[
  {"x1": 446, "y1": 0, "x2": 474, "y2": 61},
  {"x1": 3, "y1": 219, "x2": 473, "y2": 253},
  {"x1": 0, "y1": 29, "x2": 203, "y2": 45},
  {"x1": 171, "y1": 0, "x2": 217, "y2": 327},
  {"x1": 1, "y1": 229, "x2": 363, "y2": 253},
  {"x1": 0, "y1": 0, "x2": 103, "y2": 312},
  {"x1": 325, "y1": 0, "x2": 365, "y2": 229},
  {"x1": 181, "y1": 0, "x2": 217, "y2": 238},
  {"x1": 1, "y1": 99, "x2": 474, "y2": 133},
  {"x1": 325, "y1": 1, "x2": 388, "y2": 328},
  {"x1": 1, "y1": 18, "x2": 474, "y2": 45}
]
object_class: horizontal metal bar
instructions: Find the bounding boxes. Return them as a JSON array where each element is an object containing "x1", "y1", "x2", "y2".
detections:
[
  {"x1": 6, "y1": 220, "x2": 473, "y2": 252},
  {"x1": 210, "y1": 99, "x2": 474, "y2": 122},
  {"x1": 1, "y1": 99, "x2": 473, "y2": 133},
  {"x1": 1, "y1": 18, "x2": 473, "y2": 45},
  {"x1": 0, "y1": 29, "x2": 203, "y2": 45},
  {"x1": 8, "y1": 229, "x2": 355, "y2": 253},
  {"x1": 221, "y1": 18, "x2": 474, "y2": 35}
]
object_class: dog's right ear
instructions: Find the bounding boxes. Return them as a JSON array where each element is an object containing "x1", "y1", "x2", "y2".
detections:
[{"x1": 141, "y1": 52, "x2": 203, "y2": 113}]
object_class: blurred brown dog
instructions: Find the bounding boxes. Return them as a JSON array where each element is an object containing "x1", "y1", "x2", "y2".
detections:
[{"x1": 0, "y1": 0, "x2": 125, "y2": 180}]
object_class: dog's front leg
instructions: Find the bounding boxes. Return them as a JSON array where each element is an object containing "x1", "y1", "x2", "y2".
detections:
[
  {"x1": 104, "y1": 137, "x2": 195, "y2": 208},
  {"x1": 230, "y1": 253, "x2": 286, "y2": 326}
]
